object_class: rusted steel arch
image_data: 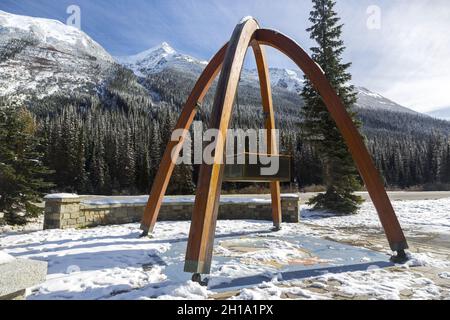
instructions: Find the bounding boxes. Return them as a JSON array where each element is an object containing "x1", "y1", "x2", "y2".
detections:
[
  {"x1": 140, "y1": 21, "x2": 283, "y2": 235},
  {"x1": 254, "y1": 29, "x2": 408, "y2": 253}
]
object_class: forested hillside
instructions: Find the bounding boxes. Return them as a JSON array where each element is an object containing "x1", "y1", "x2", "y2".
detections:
[
  {"x1": 2, "y1": 65, "x2": 449, "y2": 196},
  {"x1": 1, "y1": 11, "x2": 449, "y2": 195}
]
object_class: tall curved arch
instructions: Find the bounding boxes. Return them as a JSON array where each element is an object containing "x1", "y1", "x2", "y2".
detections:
[
  {"x1": 251, "y1": 40, "x2": 282, "y2": 229},
  {"x1": 140, "y1": 43, "x2": 228, "y2": 235},
  {"x1": 141, "y1": 21, "x2": 283, "y2": 235},
  {"x1": 254, "y1": 29, "x2": 408, "y2": 253},
  {"x1": 185, "y1": 19, "x2": 261, "y2": 273},
  {"x1": 140, "y1": 18, "x2": 408, "y2": 276}
]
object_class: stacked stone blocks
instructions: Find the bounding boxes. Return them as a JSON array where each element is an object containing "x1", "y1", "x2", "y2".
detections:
[{"x1": 44, "y1": 194, "x2": 301, "y2": 230}]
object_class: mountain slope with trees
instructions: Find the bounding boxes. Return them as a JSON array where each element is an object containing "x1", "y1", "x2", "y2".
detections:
[
  {"x1": 0, "y1": 107, "x2": 53, "y2": 224},
  {"x1": 0, "y1": 10, "x2": 449, "y2": 202}
]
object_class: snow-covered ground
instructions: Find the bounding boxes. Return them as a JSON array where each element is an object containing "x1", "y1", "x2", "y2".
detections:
[
  {"x1": 0, "y1": 251, "x2": 15, "y2": 264},
  {"x1": 1, "y1": 199, "x2": 449, "y2": 300},
  {"x1": 303, "y1": 198, "x2": 450, "y2": 235}
]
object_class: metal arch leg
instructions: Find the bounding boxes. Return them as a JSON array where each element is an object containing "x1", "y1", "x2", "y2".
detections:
[
  {"x1": 139, "y1": 230, "x2": 149, "y2": 238},
  {"x1": 271, "y1": 225, "x2": 282, "y2": 232},
  {"x1": 255, "y1": 29, "x2": 409, "y2": 253}
]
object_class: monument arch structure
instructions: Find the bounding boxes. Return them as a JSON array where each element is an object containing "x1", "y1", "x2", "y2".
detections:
[{"x1": 140, "y1": 17, "x2": 408, "y2": 277}]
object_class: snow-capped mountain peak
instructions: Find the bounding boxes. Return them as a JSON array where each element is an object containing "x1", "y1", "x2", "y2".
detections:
[
  {"x1": 159, "y1": 41, "x2": 175, "y2": 53},
  {"x1": 0, "y1": 8, "x2": 420, "y2": 117},
  {"x1": 117, "y1": 42, "x2": 176, "y2": 65},
  {"x1": 115, "y1": 41, "x2": 419, "y2": 115},
  {"x1": 240, "y1": 67, "x2": 305, "y2": 93},
  {"x1": 115, "y1": 42, "x2": 207, "y2": 77},
  {"x1": 354, "y1": 86, "x2": 418, "y2": 115},
  {"x1": 268, "y1": 68, "x2": 305, "y2": 92},
  {"x1": 115, "y1": 42, "x2": 306, "y2": 93},
  {"x1": 0, "y1": 10, "x2": 113, "y2": 63},
  {"x1": 0, "y1": 10, "x2": 117, "y2": 101}
]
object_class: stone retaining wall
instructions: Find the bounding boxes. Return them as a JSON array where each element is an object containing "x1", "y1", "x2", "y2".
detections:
[{"x1": 44, "y1": 194, "x2": 300, "y2": 230}]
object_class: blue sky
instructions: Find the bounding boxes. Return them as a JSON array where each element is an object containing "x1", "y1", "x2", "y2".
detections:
[{"x1": 1, "y1": 0, "x2": 449, "y2": 112}]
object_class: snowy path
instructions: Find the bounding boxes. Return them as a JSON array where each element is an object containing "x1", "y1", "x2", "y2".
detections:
[{"x1": 1, "y1": 199, "x2": 450, "y2": 300}]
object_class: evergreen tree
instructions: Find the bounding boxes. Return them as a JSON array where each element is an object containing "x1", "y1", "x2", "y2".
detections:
[
  {"x1": 59, "y1": 107, "x2": 78, "y2": 189},
  {"x1": 301, "y1": 0, "x2": 363, "y2": 214},
  {"x1": 426, "y1": 134, "x2": 443, "y2": 184},
  {"x1": 169, "y1": 163, "x2": 195, "y2": 195},
  {"x1": 14, "y1": 59, "x2": 450, "y2": 197},
  {"x1": 118, "y1": 128, "x2": 136, "y2": 193},
  {"x1": 136, "y1": 149, "x2": 150, "y2": 192},
  {"x1": 0, "y1": 107, "x2": 53, "y2": 224},
  {"x1": 73, "y1": 127, "x2": 88, "y2": 192},
  {"x1": 149, "y1": 122, "x2": 162, "y2": 181},
  {"x1": 89, "y1": 138, "x2": 107, "y2": 194},
  {"x1": 442, "y1": 144, "x2": 450, "y2": 184}
]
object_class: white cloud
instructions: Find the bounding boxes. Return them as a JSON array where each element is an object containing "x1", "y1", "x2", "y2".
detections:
[
  {"x1": 182, "y1": 0, "x2": 450, "y2": 113},
  {"x1": 340, "y1": 0, "x2": 450, "y2": 112},
  {"x1": 215, "y1": 0, "x2": 450, "y2": 113}
]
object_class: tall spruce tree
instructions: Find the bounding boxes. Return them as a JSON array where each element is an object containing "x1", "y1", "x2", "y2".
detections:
[
  {"x1": 301, "y1": 0, "x2": 363, "y2": 214},
  {"x1": 0, "y1": 107, "x2": 53, "y2": 224},
  {"x1": 442, "y1": 144, "x2": 450, "y2": 185}
]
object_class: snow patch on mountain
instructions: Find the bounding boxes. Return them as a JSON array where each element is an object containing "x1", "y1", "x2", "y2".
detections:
[
  {"x1": 242, "y1": 68, "x2": 305, "y2": 93},
  {"x1": 269, "y1": 68, "x2": 304, "y2": 92},
  {"x1": 355, "y1": 87, "x2": 418, "y2": 115},
  {"x1": 0, "y1": 10, "x2": 116, "y2": 101},
  {"x1": 428, "y1": 106, "x2": 450, "y2": 121},
  {"x1": 0, "y1": 10, "x2": 113, "y2": 62},
  {"x1": 117, "y1": 42, "x2": 419, "y2": 115},
  {"x1": 115, "y1": 42, "x2": 207, "y2": 77}
]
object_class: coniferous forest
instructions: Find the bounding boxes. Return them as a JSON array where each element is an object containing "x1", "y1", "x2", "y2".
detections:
[{"x1": 2, "y1": 64, "x2": 450, "y2": 197}]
